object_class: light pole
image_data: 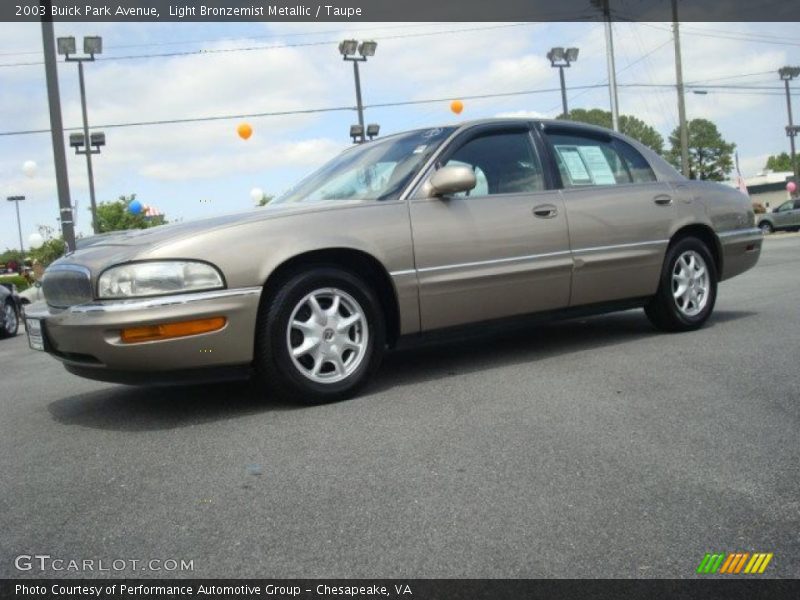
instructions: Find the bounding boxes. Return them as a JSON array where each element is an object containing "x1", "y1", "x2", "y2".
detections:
[
  {"x1": 57, "y1": 35, "x2": 104, "y2": 234},
  {"x1": 339, "y1": 39, "x2": 380, "y2": 143},
  {"x1": 778, "y1": 66, "x2": 800, "y2": 186},
  {"x1": 7, "y1": 196, "x2": 25, "y2": 254},
  {"x1": 547, "y1": 47, "x2": 579, "y2": 117}
]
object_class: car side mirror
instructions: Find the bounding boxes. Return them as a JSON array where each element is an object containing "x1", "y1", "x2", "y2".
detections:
[
  {"x1": 427, "y1": 165, "x2": 477, "y2": 198},
  {"x1": 773, "y1": 207, "x2": 780, "y2": 213}
]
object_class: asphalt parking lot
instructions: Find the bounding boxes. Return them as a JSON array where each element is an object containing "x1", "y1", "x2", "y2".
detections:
[{"x1": 1, "y1": 235, "x2": 798, "y2": 579}]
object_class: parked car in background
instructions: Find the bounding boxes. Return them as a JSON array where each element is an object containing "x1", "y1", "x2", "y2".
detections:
[
  {"x1": 25, "y1": 119, "x2": 762, "y2": 403},
  {"x1": 0, "y1": 281, "x2": 21, "y2": 338},
  {"x1": 19, "y1": 281, "x2": 44, "y2": 308},
  {"x1": 757, "y1": 198, "x2": 800, "y2": 233}
]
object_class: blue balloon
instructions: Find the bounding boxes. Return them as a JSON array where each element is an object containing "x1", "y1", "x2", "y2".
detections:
[{"x1": 128, "y1": 200, "x2": 142, "y2": 215}]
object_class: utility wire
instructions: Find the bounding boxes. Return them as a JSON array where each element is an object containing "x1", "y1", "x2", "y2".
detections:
[
  {"x1": 0, "y1": 21, "x2": 588, "y2": 68},
  {"x1": 1, "y1": 82, "x2": 794, "y2": 138}
]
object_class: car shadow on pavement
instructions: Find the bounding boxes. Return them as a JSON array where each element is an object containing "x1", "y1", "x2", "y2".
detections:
[
  {"x1": 46, "y1": 309, "x2": 755, "y2": 430},
  {"x1": 47, "y1": 379, "x2": 299, "y2": 432},
  {"x1": 371, "y1": 309, "x2": 756, "y2": 394}
]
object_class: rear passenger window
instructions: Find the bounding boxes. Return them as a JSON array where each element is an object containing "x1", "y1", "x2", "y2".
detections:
[
  {"x1": 614, "y1": 139, "x2": 658, "y2": 183},
  {"x1": 547, "y1": 131, "x2": 656, "y2": 187}
]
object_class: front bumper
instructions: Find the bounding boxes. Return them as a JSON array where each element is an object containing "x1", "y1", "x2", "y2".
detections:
[{"x1": 25, "y1": 287, "x2": 262, "y2": 382}]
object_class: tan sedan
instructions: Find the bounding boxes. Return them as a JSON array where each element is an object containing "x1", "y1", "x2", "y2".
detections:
[{"x1": 26, "y1": 119, "x2": 762, "y2": 403}]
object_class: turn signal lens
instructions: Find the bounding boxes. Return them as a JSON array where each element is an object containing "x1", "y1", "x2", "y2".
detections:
[{"x1": 120, "y1": 317, "x2": 226, "y2": 343}]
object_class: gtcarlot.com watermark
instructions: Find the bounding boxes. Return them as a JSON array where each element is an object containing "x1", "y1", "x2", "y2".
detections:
[{"x1": 14, "y1": 554, "x2": 194, "y2": 573}]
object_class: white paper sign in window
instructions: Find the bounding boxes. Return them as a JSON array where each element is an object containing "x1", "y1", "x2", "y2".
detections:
[
  {"x1": 577, "y1": 145, "x2": 617, "y2": 185},
  {"x1": 555, "y1": 146, "x2": 592, "y2": 184}
]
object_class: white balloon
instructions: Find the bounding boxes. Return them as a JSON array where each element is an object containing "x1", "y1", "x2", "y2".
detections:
[
  {"x1": 250, "y1": 187, "x2": 264, "y2": 205},
  {"x1": 22, "y1": 160, "x2": 37, "y2": 178},
  {"x1": 28, "y1": 233, "x2": 44, "y2": 248}
]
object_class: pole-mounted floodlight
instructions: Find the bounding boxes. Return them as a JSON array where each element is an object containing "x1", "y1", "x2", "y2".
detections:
[
  {"x1": 83, "y1": 36, "x2": 103, "y2": 56},
  {"x1": 56, "y1": 36, "x2": 76, "y2": 56},
  {"x1": 366, "y1": 124, "x2": 380, "y2": 140},
  {"x1": 358, "y1": 41, "x2": 378, "y2": 57},
  {"x1": 59, "y1": 35, "x2": 104, "y2": 234},
  {"x1": 565, "y1": 47, "x2": 580, "y2": 63},
  {"x1": 339, "y1": 40, "x2": 379, "y2": 143},
  {"x1": 778, "y1": 66, "x2": 800, "y2": 81},
  {"x1": 339, "y1": 39, "x2": 358, "y2": 57},
  {"x1": 69, "y1": 133, "x2": 85, "y2": 148},
  {"x1": 548, "y1": 46, "x2": 580, "y2": 117},
  {"x1": 548, "y1": 47, "x2": 565, "y2": 63},
  {"x1": 350, "y1": 124, "x2": 364, "y2": 144}
]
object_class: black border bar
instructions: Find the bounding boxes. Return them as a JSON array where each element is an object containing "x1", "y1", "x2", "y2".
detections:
[
  {"x1": 4, "y1": 0, "x2": 800, "y2": 22},
  {"x1": 3, "y1": 579, "x2": 800, "y2": 600}
]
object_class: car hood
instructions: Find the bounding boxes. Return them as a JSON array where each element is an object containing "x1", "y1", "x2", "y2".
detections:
[
  {"x1": 78, "y1": 200, "x2": 363, "y2": 248},
  {"x1": 51, "y1": 199, "x2": 364, "y2": 274}
]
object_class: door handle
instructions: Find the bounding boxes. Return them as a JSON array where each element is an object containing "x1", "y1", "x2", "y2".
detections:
[
  {"x1": 653, "y1": 194, "x2": 673, "y2": 206},
  {"x1": 533, "y1": 204, "x2": 558, "y2": 218}
]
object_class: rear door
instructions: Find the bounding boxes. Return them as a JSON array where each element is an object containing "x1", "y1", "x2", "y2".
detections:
[
  {"x1": 408, "y1": 124, "x2": 573, "y2": 330},
  {"x1": 541, "y1": 125, "x2": 675, "y2": 306}
]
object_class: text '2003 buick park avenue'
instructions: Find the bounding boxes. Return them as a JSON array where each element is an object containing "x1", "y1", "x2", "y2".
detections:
[{"x1": 26, "y1": 119, "x2": 762, "y2": 404}]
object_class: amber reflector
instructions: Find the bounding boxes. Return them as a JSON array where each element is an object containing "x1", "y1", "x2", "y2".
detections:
[{"x1": 121, "y1": 317, "x2": 226, "y2": 343}]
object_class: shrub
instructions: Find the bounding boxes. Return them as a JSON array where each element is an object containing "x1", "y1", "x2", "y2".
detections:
[
  {"x1": 753, "y1": 203, "x2": 766, "y2": 214},
  {"x1": 0, "y1": 274, "x2": 29, "y2": 292}
]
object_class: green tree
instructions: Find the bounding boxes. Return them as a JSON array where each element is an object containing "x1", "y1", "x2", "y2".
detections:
[
  {"x1": 559, "y1": 108, "x2": 665, "y2": 154},
  {"x1": 667, "y1": 118, "x2": 735, "y2": 181},
  {"x1": 765, "y1": 152, "x2": 793, "y2": 172},
  {"x1": 257, "y1": 194, "x2": 274, "y2": 207},
  {"x1": 0, "y1": 248, "x2": 25, "y2": 266},
  {"x1": 29, "y1": 238, "x2": 66, "y2": 266},
  {"x1": 95, "y1": 194, "x2": 167, "y2": 233}
]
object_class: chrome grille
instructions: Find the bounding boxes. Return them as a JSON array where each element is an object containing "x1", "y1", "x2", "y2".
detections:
[{"x1": 43, "y1": 265, "x2": 94, "y2": 308}]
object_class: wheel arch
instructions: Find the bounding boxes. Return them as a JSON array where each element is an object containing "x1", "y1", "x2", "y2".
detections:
[
  {"x1": 668, "y1": 223, "x2": 723, "y2": 280},
  {"x1": 258, "y1": 247, "x2": 401, "y2": 347}
]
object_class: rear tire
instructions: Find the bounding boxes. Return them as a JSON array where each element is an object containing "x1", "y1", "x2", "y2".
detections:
[
  {"x1": 645, "y1": 237, "x2": 717, "y2": 332},
  {"x1": 254, "y1": 267, "x2": 385, "y2": 404}
]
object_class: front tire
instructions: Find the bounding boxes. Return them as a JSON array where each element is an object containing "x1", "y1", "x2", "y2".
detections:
[
  {"x1": 758, "y1": 221, "x2": 773, "y2": 234},
  {"x1": 645, "y1": 237, "x2": 717, "y2": 332},
  {"x1": 254, "y1": 267, "x2": 385, "y2": 404},
  {"x1": 1, "y1": 300, "x2": 19, "y2": 338}
]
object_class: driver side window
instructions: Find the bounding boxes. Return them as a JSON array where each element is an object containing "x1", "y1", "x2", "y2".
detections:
[{"x1": 443, "y1": 130, "x2": 545, "y2": 197}]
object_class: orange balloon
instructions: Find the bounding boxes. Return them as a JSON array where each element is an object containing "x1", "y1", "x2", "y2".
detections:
[
  {"x1": 237, "y1": 123, "x2": 253, "y2": 140},
  {"x1": 450, "y1": 100, "x2": 464, "y2": 115}
]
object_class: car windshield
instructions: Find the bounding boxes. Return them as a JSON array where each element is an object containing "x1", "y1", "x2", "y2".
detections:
[{"x1": 274, "y1": 127, "x2": 456, "y2": 204}]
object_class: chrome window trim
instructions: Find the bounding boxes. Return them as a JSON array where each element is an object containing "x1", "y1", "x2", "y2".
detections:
[{"x1": 66, "y1": 287, "x2": 262, "y2": 314}]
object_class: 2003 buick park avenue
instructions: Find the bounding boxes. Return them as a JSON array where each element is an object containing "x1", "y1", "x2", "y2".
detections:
[{"x1": 26, "y1": 119, "x2": 762, "y2": 403}]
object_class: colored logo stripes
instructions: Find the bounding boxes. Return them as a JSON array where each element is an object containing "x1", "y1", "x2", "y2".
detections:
[{"x1": 696, "y1": 552, "x2": 773, "y2": 574}]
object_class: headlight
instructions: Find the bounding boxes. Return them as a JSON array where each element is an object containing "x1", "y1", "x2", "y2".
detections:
[{"x1": 98, "y1": 261, "x2": 224, "y2": 299}]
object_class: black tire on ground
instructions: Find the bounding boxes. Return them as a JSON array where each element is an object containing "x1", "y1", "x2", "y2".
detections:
[
  {"x1": 1, "y1": 300, "x2": 19, "y2": 338},
  {"x1": 644, "y1": 236, "x2": 718, "y2": 332},
  {"x1": 758, "y1": 221, "x2": 773, "y2": 234},
  {"x1": 254, "y1": 267, "x2": 385, "y2": 404}
]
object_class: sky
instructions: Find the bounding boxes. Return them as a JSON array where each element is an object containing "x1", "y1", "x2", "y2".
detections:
[{"x1": 0, "y1": 20, "x2": 798, "y2": 251}]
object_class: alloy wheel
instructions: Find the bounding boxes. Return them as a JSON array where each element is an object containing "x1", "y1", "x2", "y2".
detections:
[
  {"x1": 4, "y1": 303, "x2": 17, "y2": 334},
  {"x1": 671, "y1": 250, "x2": 709, "y2": 317},
  {"x1": 286, "y1": 287, "x2": 369, "y2": 384}
]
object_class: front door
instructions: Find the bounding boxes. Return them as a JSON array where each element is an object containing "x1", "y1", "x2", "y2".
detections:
[{"x1": 409, "y1": 125, "x2": 573, "y2": 330}]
